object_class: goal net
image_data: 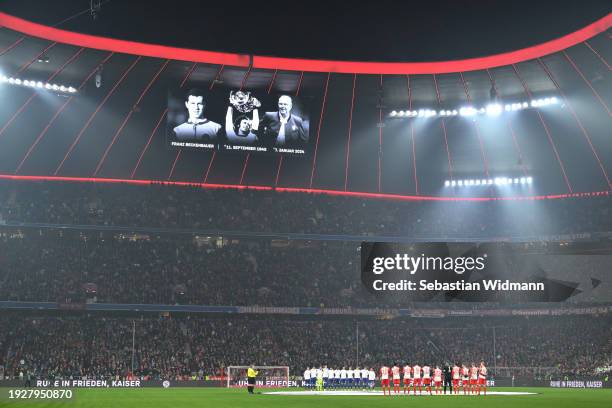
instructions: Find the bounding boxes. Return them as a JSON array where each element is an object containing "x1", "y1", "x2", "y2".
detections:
[{"x1": 226, "y1": 366, "x2": 290, "y2": 388}]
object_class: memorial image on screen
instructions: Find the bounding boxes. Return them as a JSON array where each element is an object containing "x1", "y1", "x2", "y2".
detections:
[{"x1": 167, "y1": 87, "x2": 311, "y2": 156}]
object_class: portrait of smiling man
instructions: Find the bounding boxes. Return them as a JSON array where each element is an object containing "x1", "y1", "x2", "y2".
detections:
[
  {"x1": 173, "y1": 88, "x2": 222, "y2": 142},
  {"x1": 260, "y1": 95, "x2": 307, "y2": 147}
]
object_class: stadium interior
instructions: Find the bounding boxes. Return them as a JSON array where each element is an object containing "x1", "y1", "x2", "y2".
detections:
[{"x1": 0, "y1": 2, "x2": 610, "y2": 407}]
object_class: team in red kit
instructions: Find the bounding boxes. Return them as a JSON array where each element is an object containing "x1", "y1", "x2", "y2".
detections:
[
  {"x1": 379, "y1": 364, "x2": 390, "y2": 394},
  {"x1": 380, "y1": 361, "x2": 488, "y2": 396}
]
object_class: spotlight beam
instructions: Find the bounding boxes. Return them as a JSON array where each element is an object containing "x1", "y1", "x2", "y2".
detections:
[
  {"x1": 512, "y1": 64, "x2": 572, "y2": 193},
  {"x1": 433, "y1": 74, "x2": 454, "y2": 181},
  {"x1": 460, "y1": 72, "x2": 489, "y2": 178},
  {"x1": 14, "y1": 52, "x2": 114, "y2": 174},
  {"x1": 538, "y1": 58, "x2": 612, "y2": 191}
]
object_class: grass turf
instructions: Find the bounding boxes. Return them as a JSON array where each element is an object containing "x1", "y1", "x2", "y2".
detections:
[{"x1": 1, "y1": 387, "x2": 611, "y2": 408}]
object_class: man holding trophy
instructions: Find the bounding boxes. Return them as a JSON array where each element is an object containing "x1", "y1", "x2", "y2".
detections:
[{"x1": 225, "y1": 91, "x2": 261, "y2": 145}]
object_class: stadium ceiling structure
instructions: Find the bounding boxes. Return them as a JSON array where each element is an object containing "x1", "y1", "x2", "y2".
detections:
[{"x1": 0, "y1": 11, "x2": 610, "y2": 201}]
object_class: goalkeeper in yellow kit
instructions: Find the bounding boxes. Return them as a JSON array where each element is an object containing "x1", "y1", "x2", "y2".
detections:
[{"x1": 316, "y1": 367, "x2": 324, "y2": 391}]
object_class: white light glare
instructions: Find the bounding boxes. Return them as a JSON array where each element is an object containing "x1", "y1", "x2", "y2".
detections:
[
  {"x1": 447, "y1": 177, "x2": 531, "y2": 188},
  {"x1": 393, "y1": 96, "x2": 557, "y2": 120},
  {"x1": 0, "y1": 75, "x2": 77, "y2": 94},
  {"x1": 459, "y1": 106, "x2": 477, "y2": 117},
  {"x1": 486, "y1": 103, "x2": 502, "y2": 116},
  {"x1": 530, "y1": 97, "x2": 559, "y2": 108}
]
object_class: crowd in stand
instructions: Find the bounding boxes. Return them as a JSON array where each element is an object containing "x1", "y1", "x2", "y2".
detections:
[
  {"x1": 0, "y1": 231, "x2": 356, "y2": 307},
  {"x1": 1, "y1": 230, "x2": 609, "y2": 307},
  {"x1": 1, "y1": 180, "x2": 610, "y2": 238},
  {"x1": 0, "y1": 180, "x2": 610, "y2": 383},
  {"x1": 0, "y1": 315, "x2": 609, "y2": 381}
]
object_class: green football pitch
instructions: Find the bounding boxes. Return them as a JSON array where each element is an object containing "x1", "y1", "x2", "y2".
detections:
[{"x1": 1, "y1": 387, "x2": 611, "y2": 408}]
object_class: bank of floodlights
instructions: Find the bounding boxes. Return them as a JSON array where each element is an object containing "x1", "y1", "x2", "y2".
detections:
[
  {"x1": 444, "y1": 176, "x2": 533, "y2": 188},
  {"x1": 390, "y1": 97, "x2": 558, "y2": 119},
  {"x1": 0, "y1": 74, "x2": 77, "y2": 94}
]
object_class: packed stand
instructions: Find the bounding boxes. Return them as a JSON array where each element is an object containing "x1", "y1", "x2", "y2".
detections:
[
  {"x1": 1, "y1": 230, "x2": 609, "y2": 307},
  {"x1": 0, "y1": 315, "x2": 609, "y2": 381},
  {"x1": 1, "y1": 180, "x2": 610, "y2": 238}
]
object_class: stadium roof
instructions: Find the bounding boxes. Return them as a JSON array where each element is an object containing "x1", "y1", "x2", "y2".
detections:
[
  {"x1": 0, "y1": 7, "x2": 610, "y2": 200},
  {"x1": 1, "y1": 8, "x2": 611, "y2": 74},
  {"x1": 1, "y1": 0, "x2": 611, "y2": 62}
]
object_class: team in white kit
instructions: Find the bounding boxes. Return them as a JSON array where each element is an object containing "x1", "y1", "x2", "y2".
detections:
[
  {"x1": 303, "y1": 366, "x2": 377, "y2": 390},
  {"x1": 304, "y1": 361, "x2": 487, "y2": 395}
]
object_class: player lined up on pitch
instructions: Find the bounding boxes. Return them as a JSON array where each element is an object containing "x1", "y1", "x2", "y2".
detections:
[
  {"x1": 379, "y1": 361, "x2": 488, "y2": 396},
  {"x1": 302, "y1": 361, "x2": 487, "y2": 395},
  {"x1": 303, "y1": 366, "x2": 377, "y2": 390}
]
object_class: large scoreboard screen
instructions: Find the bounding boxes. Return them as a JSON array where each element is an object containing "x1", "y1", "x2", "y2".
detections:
[{"x1": 167, "y1": 87, "x2": 311, "y2": 156}]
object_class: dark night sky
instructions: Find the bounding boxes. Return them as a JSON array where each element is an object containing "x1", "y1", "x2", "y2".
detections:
[{"x1": 1, "y1": 0, "x2": 611, "y2": 61}]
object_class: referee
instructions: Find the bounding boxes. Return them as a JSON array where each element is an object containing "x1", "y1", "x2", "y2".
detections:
[
  {"x1": 443, "y1": 364, "x2": 452, "y2": 394},
  {"x1": 247, "y1": 364, "x2": 258, "y2": 394}
]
